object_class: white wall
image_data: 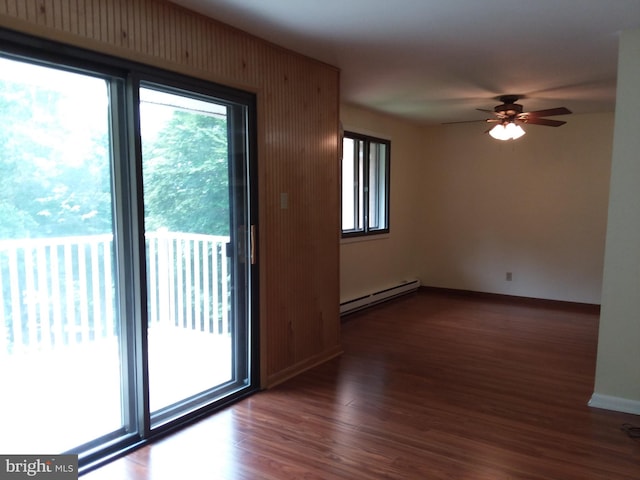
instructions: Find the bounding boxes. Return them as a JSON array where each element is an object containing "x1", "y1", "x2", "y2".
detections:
[
  {"x1": 417, "y1": 113, "x2": 613, "y2": 304},
  {"x1": 591, "y1": 28, "x2": 640, "y2": 414},
  {"x1": 340, "y1": 103, "x2": 424, "y2": 302},
  {"x1": 340, "y1": 104, "x2": 613, "y2": 305}
]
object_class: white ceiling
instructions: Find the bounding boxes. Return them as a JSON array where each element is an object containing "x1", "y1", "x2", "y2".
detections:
[{"x1": 170, "y1": 0, "x2": 640, "y2": 124}]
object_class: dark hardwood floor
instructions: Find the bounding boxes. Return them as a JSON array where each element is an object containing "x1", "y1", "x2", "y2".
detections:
[{"x1": 84, "y1": 290, "x2": 640, "y2": 479}]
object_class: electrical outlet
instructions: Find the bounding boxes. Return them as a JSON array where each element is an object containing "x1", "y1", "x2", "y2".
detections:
[{"x1": 506, "y1": 272, "x2": 513, "y2": 281}]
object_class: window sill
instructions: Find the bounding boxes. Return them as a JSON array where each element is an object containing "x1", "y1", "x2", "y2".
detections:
[{"x1": 340, "y1": 233, "x2": 390, "y2": 245}]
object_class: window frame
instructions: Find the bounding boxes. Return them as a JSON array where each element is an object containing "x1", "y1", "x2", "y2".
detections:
[{"x1": 341, "y1": 131, "x2": 391, "y2": 238}]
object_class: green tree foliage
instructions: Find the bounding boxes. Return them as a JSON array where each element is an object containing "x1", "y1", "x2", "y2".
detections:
[
  {"x1": 142, "y1": 110, "x2": 229, "y2": 236},
  {"x1": 1, "y1": 63, "x2": 230, "y2": 240},
  {"x1": 0, "y1": 75, "x2": 112, "y2": 239},
  {"x1": 0, "y1": 81, "x2": 38, "y2": 237}
]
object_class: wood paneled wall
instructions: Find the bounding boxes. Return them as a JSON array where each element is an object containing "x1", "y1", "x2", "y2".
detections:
[{"x1": 0, "y1": 0, "x2": 342, "y2": 387}]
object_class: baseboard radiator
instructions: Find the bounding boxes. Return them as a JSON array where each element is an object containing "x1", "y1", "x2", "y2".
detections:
[{"x1": 340, "y1": 279, "x2": 421, "y2": 316}]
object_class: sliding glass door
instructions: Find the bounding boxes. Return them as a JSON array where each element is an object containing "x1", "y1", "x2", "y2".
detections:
[
  {"x1": 0, "y1": 55, "x2": 126, "y2": 455},
  {"x1": 0, "y1": 34, "x2": 257, "y2": 468},
  {"x1": 139, "y1": 84, "x2": 253, "y2": 427}
]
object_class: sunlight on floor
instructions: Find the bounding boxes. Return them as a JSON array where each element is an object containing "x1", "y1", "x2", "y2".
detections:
[{"x1": 0, "y1": 327, "x2": 231, "y2": 454}]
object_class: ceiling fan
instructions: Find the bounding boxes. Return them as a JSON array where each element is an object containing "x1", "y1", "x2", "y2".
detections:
[{"x1": 455, "y1": 95, "x2": 572, "y2": 140}]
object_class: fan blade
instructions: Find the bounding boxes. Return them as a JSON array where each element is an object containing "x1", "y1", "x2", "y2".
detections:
[
  {"x1": 524, "y1": 107, "x2": 572, "y2": 117},
  {"x1": 476, "y1": 108, "x2": 495, "y2": 113},
  {"x1": 443, "y1": 118, "x2": 498, "y2": 125},
  {"x1": 522, "y1": 117, "x2": 567, "y2": 127}
]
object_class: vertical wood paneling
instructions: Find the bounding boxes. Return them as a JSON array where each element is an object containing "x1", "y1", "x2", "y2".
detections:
[
  {"x1": 87, "y1": 0, "x2": 96, "y2": 40},
  {"x1": 17, "y1": 1, "x2": 26, "y2": 20},
  {"x1": 77, "y1": 0, "x2": 86, "y2": 38},
  {"x1": 0, "y1": 0, "x2": 341, "y2": 387}
]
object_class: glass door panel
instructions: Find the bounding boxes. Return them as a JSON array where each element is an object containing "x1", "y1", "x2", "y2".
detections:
[
  {"x1": 140, "y1": 86, "x2": 249, "y2": 426},
  {"x1": 0, "y1": 57, "x2": 125, "y2": 453}
]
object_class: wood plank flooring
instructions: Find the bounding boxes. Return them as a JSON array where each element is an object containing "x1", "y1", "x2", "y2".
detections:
[{"x1": 83, "y1": 290, "x2": 640, "y2": 479}]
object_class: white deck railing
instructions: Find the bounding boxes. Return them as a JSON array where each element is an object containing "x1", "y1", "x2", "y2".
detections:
[{"x1": 0, "y1": 232, "x2": 230, "y2": 354}]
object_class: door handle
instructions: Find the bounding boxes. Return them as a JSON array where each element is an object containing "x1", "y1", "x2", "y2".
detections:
[{"x1": 250, "y1": 225, "x2": 256, "y2": 265}]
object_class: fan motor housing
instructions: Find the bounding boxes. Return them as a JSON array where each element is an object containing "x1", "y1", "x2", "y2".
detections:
[{"x1": 495, "y1": 102, "x2": 523, "y2": 116}]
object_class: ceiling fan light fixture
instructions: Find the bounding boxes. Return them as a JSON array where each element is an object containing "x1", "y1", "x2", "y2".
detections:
[
  {"x1": 489, "y1": 123, "x2": 509, "y2": 140},
  {"x1": 489, "y1": 122, "x2": 526, "y2": 141},
  {"x1": 507, "y1": 122, "x2": 526, "y2": 139}
]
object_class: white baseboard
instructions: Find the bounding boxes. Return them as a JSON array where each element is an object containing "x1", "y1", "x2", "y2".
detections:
[
  {"x1": 588, "y1": 393, "x2": 640, "y2": 415},
  {"x1": 340, "y1": 279, "x2": 420, "y2": 315}
]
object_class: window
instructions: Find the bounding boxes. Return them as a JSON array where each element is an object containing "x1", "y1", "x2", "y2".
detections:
[
  {"x1": 0, "y1": 30, "x2": 258, "y2": 472},
  {"x1": 341, "y1": 131, "x2": 390, "y2": 237}
]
